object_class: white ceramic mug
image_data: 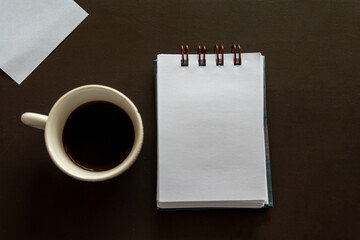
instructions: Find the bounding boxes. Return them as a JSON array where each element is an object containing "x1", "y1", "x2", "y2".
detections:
[{"x1": 21, "y1": 85, "x2": 144, "y2": 182}]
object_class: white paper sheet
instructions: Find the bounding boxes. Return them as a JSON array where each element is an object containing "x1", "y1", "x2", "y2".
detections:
[
  {"x1": 0, "y1": 0, "x2": 88, "y2": 84},
  {"x1": 157, "y1": 53, "x2": 268, "y2": 207}
]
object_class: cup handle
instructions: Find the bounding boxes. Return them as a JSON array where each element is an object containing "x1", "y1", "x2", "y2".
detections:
[{"x1": 21, "y1": 112, "x2": 48, "y2": 130}]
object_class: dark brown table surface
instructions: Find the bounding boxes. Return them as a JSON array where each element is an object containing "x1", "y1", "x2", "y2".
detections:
[{"x1": 1, "y1": 1, "x2": 359, "y2": 239}]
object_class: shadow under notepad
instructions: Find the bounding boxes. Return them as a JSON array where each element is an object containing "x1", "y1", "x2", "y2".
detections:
[{"x1": 156, "y1": 208, "x2": 270, "y2": 239}]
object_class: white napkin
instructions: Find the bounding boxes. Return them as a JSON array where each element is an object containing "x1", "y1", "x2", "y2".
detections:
[{"x1": 0, "y1": 0, "x2": 88, "y2": 84}]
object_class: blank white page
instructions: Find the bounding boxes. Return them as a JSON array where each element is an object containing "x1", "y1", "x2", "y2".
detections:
[
  {"x1": 157, "y1": 53, "x2": 268, "y2": 205},
  {"x1": 0, "y1": 0, "x2": 88, "y2": 84}
]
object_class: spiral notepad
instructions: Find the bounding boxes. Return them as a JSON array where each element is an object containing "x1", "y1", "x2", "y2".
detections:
[{"x1": 155, "y1": 45, "x2": 273, "y2": 209}]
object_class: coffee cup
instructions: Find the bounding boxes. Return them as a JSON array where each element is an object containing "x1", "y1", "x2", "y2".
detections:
[{"x1": 21, "y1": 85, "x2": 143, "y2": 181}]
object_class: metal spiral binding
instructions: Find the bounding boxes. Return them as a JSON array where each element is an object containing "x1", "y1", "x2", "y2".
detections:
[
  {"x1": 214, "y1": 44, "x2": 224, "y2": 66},
  {"x1": 198, "y1": 45, "x2": 206, "y2": 66},
  {"x1": 181, "y1": 45, "x2": 189, "y2": 66},
  {"x1": 180, "y1": 44, "x2": 241, "y2": 66},
  {"x1": 232, "y1": 44, "x2": 241, "y2": 65}
]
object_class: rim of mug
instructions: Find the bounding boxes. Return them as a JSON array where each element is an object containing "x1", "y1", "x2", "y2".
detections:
[{"x1": 44, "y1": 85, "x2": 144, "y2": 181}]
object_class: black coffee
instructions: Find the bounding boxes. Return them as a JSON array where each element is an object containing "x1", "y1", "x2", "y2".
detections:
[{"x1": 62, "y1": 101, "x2": 135, "y2": 171}]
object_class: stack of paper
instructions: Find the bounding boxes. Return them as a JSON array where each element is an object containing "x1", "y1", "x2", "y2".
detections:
[{"x1": 156, "y1": 53, "x2": 272, "y2": 209}]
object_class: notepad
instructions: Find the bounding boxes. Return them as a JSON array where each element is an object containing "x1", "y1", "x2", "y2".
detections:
[{"x1": 155, "y1": 50, "x2": 272, "y2": 209}]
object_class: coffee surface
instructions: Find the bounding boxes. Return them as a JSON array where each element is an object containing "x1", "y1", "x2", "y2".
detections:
[{"x1": 62, "y1": 101, "x2": 135, "y2": 171}]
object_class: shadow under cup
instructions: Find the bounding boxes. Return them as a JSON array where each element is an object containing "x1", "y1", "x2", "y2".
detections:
[{"x1": 44, "y1": 85, "x2": 143, "y2": 181}]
